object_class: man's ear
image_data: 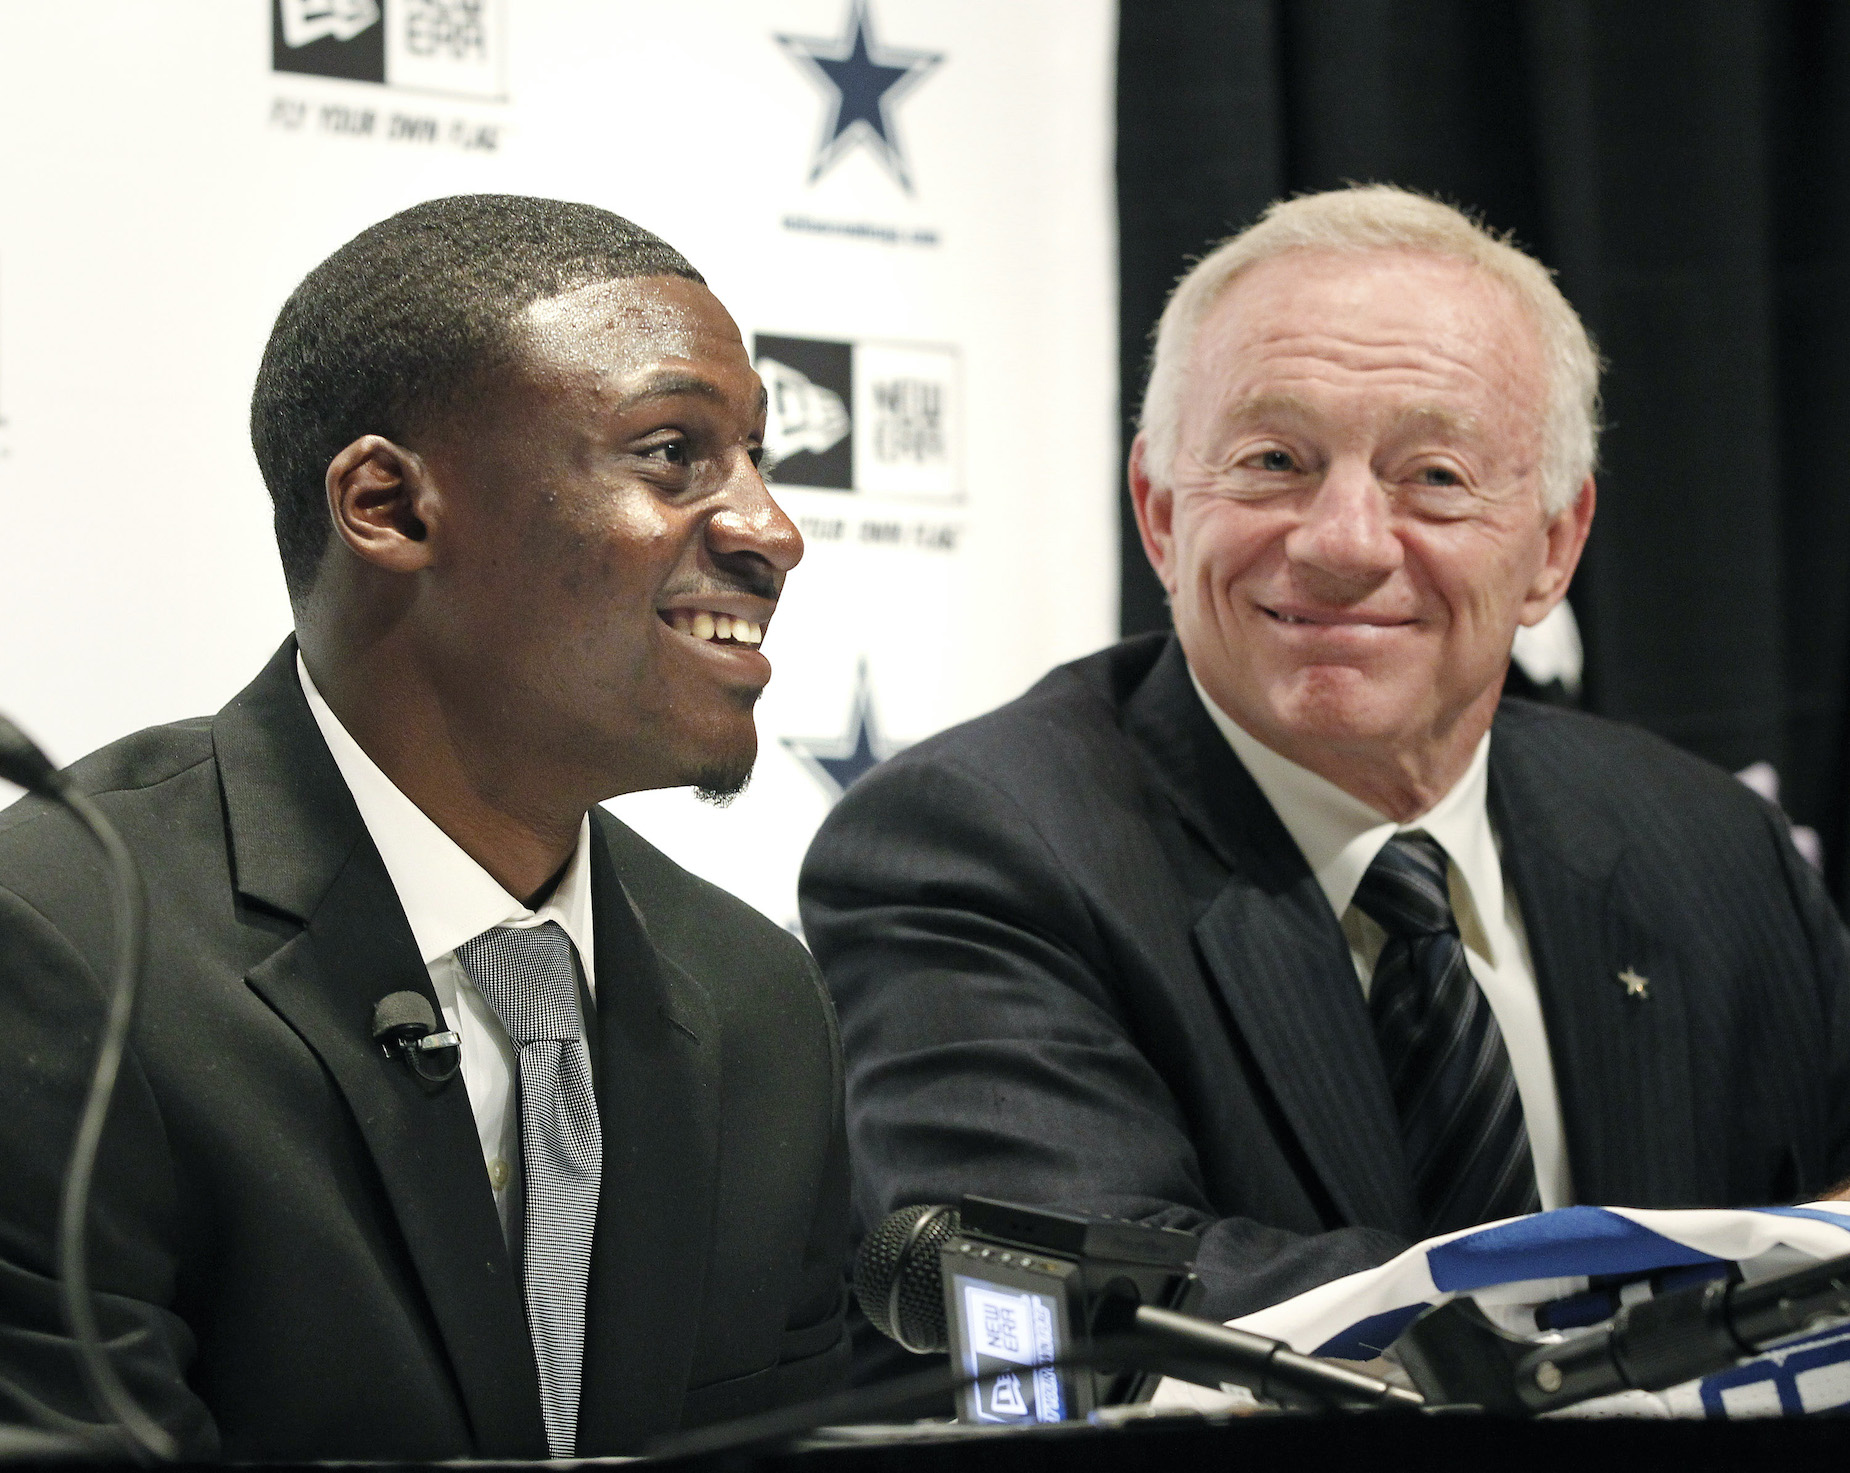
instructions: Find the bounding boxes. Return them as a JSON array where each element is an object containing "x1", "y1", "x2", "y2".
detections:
[
  {"x1": 1129, "y1": 434, "x2": 1178, "y2": 594},
  {"x1": 1520, "y1": 474, "x2": 1596, "y2": 626},
  {"x1": 325, "y1": 435, "x2": 440, "y2": 575}
]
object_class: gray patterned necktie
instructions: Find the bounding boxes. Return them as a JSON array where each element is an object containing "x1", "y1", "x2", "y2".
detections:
[
  {"x1": 456, "y1": 921, "x2": 601, "y2": 1458},
  {"x1": 1353, "y1": 833, "x2": 1540, "y2": 1236}
]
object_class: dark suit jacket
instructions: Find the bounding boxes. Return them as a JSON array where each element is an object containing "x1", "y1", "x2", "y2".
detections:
[
  {"x1": 800, "y1": 634, "x2": 1850, "y2": 1327},
  {"x1": 0, "y1": 642, "x2": 848, "y2": 1460}
]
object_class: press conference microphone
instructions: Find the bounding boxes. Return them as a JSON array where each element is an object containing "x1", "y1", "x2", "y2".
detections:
[
  {"x1": 855, "y1": 1203, "x2": 1421, "y2": 1411},
  {"x1": 652, "y1": 1200, "x2": 1413, "y2": 1460},
  {"x1": 853, "y1": 1202, "x2": 961, "y2": 1352}
]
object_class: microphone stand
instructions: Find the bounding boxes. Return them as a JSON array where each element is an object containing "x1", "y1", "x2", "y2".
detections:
[{"x1": 1396, "y1": 1247, "x2": 1850, "y2": 1415}]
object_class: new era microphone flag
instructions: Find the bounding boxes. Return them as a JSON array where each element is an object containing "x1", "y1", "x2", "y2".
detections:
[{"x1": 1153, "y1": 1203, "x2": 1850, "y2": 1419}]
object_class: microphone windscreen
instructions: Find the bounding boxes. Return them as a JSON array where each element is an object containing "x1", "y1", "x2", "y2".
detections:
[
  {"x1": 853, "y1": 1203, "x2": 960, "y2": 1353},
  {"x1": 371, "y1": 990, "x2": 438, "y2": 1044}
]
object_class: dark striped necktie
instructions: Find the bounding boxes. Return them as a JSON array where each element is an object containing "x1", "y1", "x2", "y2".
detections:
[
  {"x1": 457, "y1": 921, "x2": 601, "y2": 1459},
  {"x1": 1352, "y1": 833, "x2": 1539, "y2": 1237}
]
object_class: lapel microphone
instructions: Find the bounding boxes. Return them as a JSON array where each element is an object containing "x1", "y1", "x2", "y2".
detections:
[{"x1": 372, "y1": 991, "x2": 462, "y2": 1083}]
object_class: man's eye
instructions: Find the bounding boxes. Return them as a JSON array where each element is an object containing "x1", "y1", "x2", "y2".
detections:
[
  {"x1": 1250, "y1": 449, "x2": 1297, "y2": 472},
  {"x1": 643, "y1": 439, "x2": 690, "y2": 465},
  {"x1": 1415, "y1": 465, "x2": 1462, "y2": 485}
]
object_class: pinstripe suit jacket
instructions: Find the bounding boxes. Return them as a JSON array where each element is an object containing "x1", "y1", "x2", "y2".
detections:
[{"x1": 800, "y1": 633, "x2": 1850, "y2": 1325}]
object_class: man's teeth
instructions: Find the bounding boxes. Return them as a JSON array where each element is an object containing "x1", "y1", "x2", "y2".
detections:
[{"x1": 666, "y1": 610, "x2": 765, "y2": 646}]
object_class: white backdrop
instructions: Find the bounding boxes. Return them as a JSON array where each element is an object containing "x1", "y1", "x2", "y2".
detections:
[{"x1": 0, "y1": 1, "x2": 1118, "y2": 931}]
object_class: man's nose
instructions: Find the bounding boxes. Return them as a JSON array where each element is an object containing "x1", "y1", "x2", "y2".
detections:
[
  {"x1": 1283, "y1": 459, "x2": 1402, "y2": 587},
  {"x1": 705, "y1": 457, "x2": 805, "y2": 575}
]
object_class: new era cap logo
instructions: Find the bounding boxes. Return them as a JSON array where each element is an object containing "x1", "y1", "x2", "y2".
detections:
[
  {"x1": 273, "y1": 0, "x2": 504, "y2": 98},
  {"x1": 753, "y1": 333, "x2": 961, "y2": 501},
  {"x1": 761, "y1": 357, "x2": 851, "y2": 464},
  {"x1": 279, "y1": 0, "x2": 380, "y2": 48}
]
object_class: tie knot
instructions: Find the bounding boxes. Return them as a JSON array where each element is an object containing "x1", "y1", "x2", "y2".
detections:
[
  {"x1": 456, "y1": 921, "x2": 581, "y2": 1045},
  {"x1": 1353, "y1": 832, "x2": 1457, "y2": 939}
]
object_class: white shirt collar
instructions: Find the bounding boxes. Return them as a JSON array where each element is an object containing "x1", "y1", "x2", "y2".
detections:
[
  {"x1": 1188, "y1": 666, "x2": 1503, "y2": 965},
  {"x1": 297, "y1": 654, "x2": 596, "y2": 988}
]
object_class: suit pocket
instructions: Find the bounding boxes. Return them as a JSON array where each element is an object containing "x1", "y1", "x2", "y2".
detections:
[{"x1": 679, "y1": 1326, "x2": 850, "y2": 1429}]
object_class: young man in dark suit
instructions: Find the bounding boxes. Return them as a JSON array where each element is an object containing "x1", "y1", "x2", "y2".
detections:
[
  {"x1": 802, "y1": 185, "x2": 1850, "y2": 1340},
  {"x1": 0, "y1": 195, "x2": 846, "y2": 1459}
]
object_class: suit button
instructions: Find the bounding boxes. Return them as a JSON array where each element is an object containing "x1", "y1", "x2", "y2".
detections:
[{"x1": 488, "y1": 1157, "x2": 511, "y2": 1191}]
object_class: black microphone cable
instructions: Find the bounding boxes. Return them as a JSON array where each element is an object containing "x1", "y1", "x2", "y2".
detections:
[{"x1": 0, "y1": 714, "x2": 174, "y2": 1463}]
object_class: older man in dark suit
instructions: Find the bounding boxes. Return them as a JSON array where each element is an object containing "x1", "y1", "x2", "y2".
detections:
[
  {"x1": 801, "y1": 185, "x2": 1850, "y2": 1340},
  {"x1": 0, "y1": 195, "x2": 846, "y2": 1459}
]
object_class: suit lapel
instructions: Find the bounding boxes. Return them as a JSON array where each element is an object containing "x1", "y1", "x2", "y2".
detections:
[
  {"x1": 575, "y1": 815, "x2": 721, "y2": 1453},
  {"x1": 1125, "y1": 641, "x2": 1419, "y2": 1236},
  {"x1": 1490, "y1": 723, "x2": 1705, "y2": 1207},
  {"x1": 1193, "y1": 880, "x2": 1420, "y2": 1234},
  {"x1": 216, "y1": 641, "x2": 547, "y2": 1457}
]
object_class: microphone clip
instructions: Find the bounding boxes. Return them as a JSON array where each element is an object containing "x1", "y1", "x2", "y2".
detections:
[{"x1": 372, "y1": 991, "x2": 462, "y2": 1085}]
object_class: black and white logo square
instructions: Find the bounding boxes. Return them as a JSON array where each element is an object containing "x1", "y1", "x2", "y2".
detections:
[
  {"x1": 755, "y1": 335, "x2": 854, "y2": 491},
  {"x1": 273, "y1": 0, "x2": 506, "y2": 100},
  {"x1": 755, "y1": 334, "x2": 960, "y2": 502}
]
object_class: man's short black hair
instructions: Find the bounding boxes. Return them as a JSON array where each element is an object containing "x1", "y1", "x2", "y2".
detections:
[{"x1": 250, "y1": 193, "x2": 705, "y2": 602}]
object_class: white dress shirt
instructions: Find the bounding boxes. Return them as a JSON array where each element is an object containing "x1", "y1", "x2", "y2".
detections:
[
  {"x1": 1189, "y1": 670, "x2": 1573, "y2": 1211},
  {"x1": 298, "y1": 656, "x2": 596, "y2": 1242}
]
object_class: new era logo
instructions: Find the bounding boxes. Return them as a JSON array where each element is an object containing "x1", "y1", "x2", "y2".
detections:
[
  {"x1": 273, "y1": 0, "x2": 504, "y2": 99},
  {"x1": 754, "y1": 333, "x2": 961, "y2": 502},
  {"x1": 279, "y1": 0, "x2": 380, "y2": 48}
]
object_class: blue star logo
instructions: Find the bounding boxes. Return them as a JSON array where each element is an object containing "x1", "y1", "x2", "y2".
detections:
[
  {"x1": 777, "y1": 0, "x2": 942, "y2": 193},
  {"x1": 783, "y1": 659, "x2": 900, "y2": 800}
]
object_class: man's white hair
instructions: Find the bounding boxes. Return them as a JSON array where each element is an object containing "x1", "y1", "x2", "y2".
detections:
[{"x1": 1139, "y1": 184, "x2": 1601, "y2": 514}]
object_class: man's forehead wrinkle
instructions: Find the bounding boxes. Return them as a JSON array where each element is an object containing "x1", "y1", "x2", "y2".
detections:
[
  {"x1": 1183, "y1": 343, "x2": 1541, "y2": 467},
  {"x1": 1193, "y1": 369, "x2": 1496, "y2": 438},
  {"x1": 1198, "y1": 253, "x2": 1548, "y2": 398},
  {"x1": 1220, "y1": 393, "x2": 1483, "y2": 438},
  {"x1": 1218, "y1": 325, "x2": 1518, "y2": 390}
]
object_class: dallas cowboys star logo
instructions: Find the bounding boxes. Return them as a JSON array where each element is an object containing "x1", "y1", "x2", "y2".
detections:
[
  {"x1": 777, "y1": 0, "x2": 942, "y2": 193},
  {"x1": 784, "y1": 659, "x2": 900, "y2": 800}
]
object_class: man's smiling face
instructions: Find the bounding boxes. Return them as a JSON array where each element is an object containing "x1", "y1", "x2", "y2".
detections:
[
  {"x1": 416, "y1": 273, "x2": 802, "y2": 801},
  {"x1": 1137, "y1": 248, "x2": 1586, "y2": 796}
]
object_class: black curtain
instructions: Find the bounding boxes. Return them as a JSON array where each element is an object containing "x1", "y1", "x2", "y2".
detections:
[{"x1": 1117, "y1": 0, "x2": 1850, "y2": 898}]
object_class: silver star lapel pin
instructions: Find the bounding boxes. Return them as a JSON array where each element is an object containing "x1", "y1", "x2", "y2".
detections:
[{"x1": 1618, "y1": 967, "x2": 1650, "y2": 1000}]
